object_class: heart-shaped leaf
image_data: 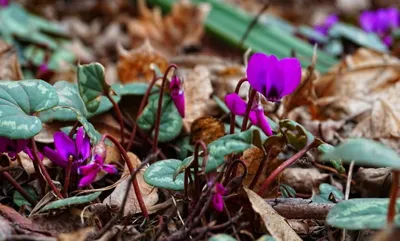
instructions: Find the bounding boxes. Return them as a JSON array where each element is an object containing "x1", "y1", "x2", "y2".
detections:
[
  {"x1": 0, "y1": 80, "x2": 58, "y2": 139},
  {"x1": 39, "y1": 192, "x2": 101, "y2": 212},
  {"x1": 279, "y1": 119, "x2": 314, "y2": 149},
  {"x1": 327, "y1": 198, "x2": 400, "y2": 230},
  {"x1": 86, "y1": 94, "x2": 120, "y2": 118},
  {"x1": 144, "y1": 159, "x2": 186, "y2": 190},
  {"x1": 39, "y1": 81, "x2": 87, "y2": 122},
  {"x1": 111, "y1": 82, "x2": 157, "y2": 96},
  {"x1": 320, "y1": 138, "x2": 400, "y2": 168},
  {"x1": 137, "y1": 93, "x2": 183, "y2": 143},
  {"x1": 208, "y1": 234, "x2": 236, "y2": 241},
  {"x1": 78, "y1": 62, "x2": 110, "y2": 113},
  {"x1": 312, "y1": 183, "x2": 344, "y2": 204},
  {"x1": 317, "y1": 143, "x2": 345, "y2": 173},
  {"x1": 174, "y1": 129, "x2": 256, "y2": 176}
]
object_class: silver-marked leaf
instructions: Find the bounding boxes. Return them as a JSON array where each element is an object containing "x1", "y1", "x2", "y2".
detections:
[
  {"x1": 320, "y1": 138, "x2": 400, "y2": 168},
  {"x1": 137, "y1": 93, "x2": 183, "y2": 143},
  {"x1": 0, "y1": 80, "x2": 58, "y2": 139},
  {"x1": 39, "y1": 81, "x2": 87, "y2": 122},
  {"x1": 317, "y1": 143, "x2": 345, "y2": 173},
  {"x1": 13, "y1": 186, "x2": 38, "y2": 207},
  {"x1": 86, "y1": 94, "x2": 120, "y2": 118},
  {"x1": 208, "y1": 234, "x2": 236, "y2": 241},
  {"x1": 144, "y1": 159, "x2": 185, "y2": 190},
  {"x1": 312, "y1": 183, "x2": 344, "y2": 204},
  {"x1": 327, "y1": 198, "x2": 400, "y2": 230},
  {"x1": 111, "y1": 82, "x2": 158, "y2": 96},
  {"x1": 39, "y1": 192, "x2": 101, "y2": 212},
  {"x1": 78, "y1": 62, "x2": 109, "y2": 112}
]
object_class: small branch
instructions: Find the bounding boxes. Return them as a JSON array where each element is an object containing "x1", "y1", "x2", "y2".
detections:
[
  {"x1": 266, "y1": 199, "x2": 334, "y2": 220},
  {"x1": 106, "y1": 93, "x2": 125, "y2": 145},
  {"x1": 2, "y1": 171, "x2": 37, "y2": 206},
  {"x1": 103, "y1": 134, "x2": 149, "y2": 219},
  {"x1": 257, "y1": 143, "x2": 314, "y2": 196},
  {"x1": 30, "y1": 139, "x2": 63, "y2": 199},
  {"x1": 387, "y1": 170, "x2": 399, "y2": 225}
]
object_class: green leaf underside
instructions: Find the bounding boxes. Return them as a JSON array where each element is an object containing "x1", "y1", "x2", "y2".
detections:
[
  {"x1": 320, "y1": 138, "x2": 400, "y2": 169},
  {"x1": 327, "y1": 198, "x2": 400, "y2": 230},
  {"x1": 78, "y1": 62, "x2": 107, "y2": 113},
  {"x1": 144, "y1": 159, "x2": 186, "y2": 190},
  {"x1": 279, "y1": 119, "x2": 315, "y2": 150},
  {"x1": 0, "y1": 80, "x2": 58, "y2": 139},
  {"x1": 13, "y1": 186, "x2": 38, "y2": 207},
  {"x1": 137, "y1": 93, "x2": 183, "y2": 143},
  {"x1": 208, "y1": 234, "x2": 236, "y2": 241},
  {"x1": 174, "y1": 129, "x2": 255, "y2": 177},
  {"x1": 39, "y1": 192, "x2": 101, "y2": 212},
  {"x1": 39, "y1": 81, "x2": 87, "y2": 122},
  {"x1": 317, "y1": 143, "x2": 345, "y2": 173}
]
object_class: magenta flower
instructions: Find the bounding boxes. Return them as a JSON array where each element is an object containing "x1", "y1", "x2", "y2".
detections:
[
  {"x1": 77, "y1": 154, "x2": 117, "y2": 187},
  {"x1": 225, "y1": 93, "x2": 272, "y2": 136},
  {"x1": 0, "y1": 0, "x2": 9, "y2": 7},
  {"x1": 44, "y1": 127, "x2": 90, "y2": 173},
  {"x1": 314, "y1": 14, "x2": 339, "y2": 36},
  {"x1": 169, "y1": 75, "x2": 185, "y2": 118},
  {"x1": 246, "y1": 53, "x2": 301, "y2": 103},
  {"x1": 212, "y1": 183, "x2": 226, "y2": 212},
  {"x1": 0, "y1": 138, "x2": 29, "y2": 159}
]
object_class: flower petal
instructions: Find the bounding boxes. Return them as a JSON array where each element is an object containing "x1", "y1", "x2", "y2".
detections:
[
  {"x1": 215, "y1": 183, "x2": 226, "y2": 195},
  {"x1": 265, "y1": 56, "x2": 285, "y2": 101},
  {"x1": 102, "y1": 164, "x2": 118, "y2": 174},
  {"x1": 247, "y1": 53, "x2": 271, "y2": 94},
  {"x1": 254, "y1": 108, "x2": 273, "y2": 136},
  {"x1": 76, "y1": 127, "x2": 90, "y2": 161},
  {"x1": 78, "y1": 170, "x2": 98, "y2": 187},
  {"x1": 212, "y1": 194, "x2": 224, "y2": 212},
  {"x1": 279, "y1": 57, "x2": 302, "y2": 97},
  {"x1": 54, "y1": 132, "x2": 76, "y2": 162},
  {"x1": 44, "y1": 147, "x2": 68, "y2": 167},
  {"x1": 171, "y1": 91, "x2": 185, "y2": 118},
  {"x1": 360, "y1": 11, "x2": 376, "y2": 32},
  {"x1": 24, "y1": 148, "x2": 44, "y2": 161},
  {"x1": 387, "y1": 8, "x2": 400, "y2": 29},
  {"x1": 78, "y1": 163, "x2": 97, "y2": 176},
  {"x1": 225, "y1": 93, "x2": 247, "y2": 116}
]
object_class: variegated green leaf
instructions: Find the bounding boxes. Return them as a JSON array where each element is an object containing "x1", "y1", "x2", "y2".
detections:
[
  {"x1": 144, "y1": 159, "x2": 186, "y2": 190},
  {"x1": 39, "y1": 192, "x2": 101, "y2": 212}
]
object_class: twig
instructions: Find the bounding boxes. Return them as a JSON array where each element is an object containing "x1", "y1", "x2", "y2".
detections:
[
  {"x1": 387, "y1": 170, "x2": 399, "y2": 225},
  {"x1": 1, "y1": 171, "x2": 37, "y2": 206},
  {"x1": 68, "y1": 121, "x2": 79, "y2": 138},
  {"x1": 345, "y1": 161, "x2": 354, "y2": 200},
  {"x1": 266, "y1": 200, "x2": 334, "y2": 220}
]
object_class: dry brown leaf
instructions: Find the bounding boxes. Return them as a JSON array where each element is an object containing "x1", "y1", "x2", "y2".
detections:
[
  {"x1": 0, "y1": 40, "x2": 23, "y2": 80},
  {"x1": 123, "y1": 0, "x2": 210, "y2": 56},
  {"x1": 31, "y1": 211, "x2": 85, "y2": 236},
  {"x1": 103, "y1": 152, "x2": 158, "y2": 216},
  {"x1": 117, "y1": 41, "x2": 168, "y2": 83},
  {"x1": 182, "y1": 65, "x2": 214, "y2": 126},
  {"x1": 190, "y1": 116, "x2": 225, "y2": 145},
  {"x1": 241, "y1": 147, "x2": 265, "y2": 188},
  {"x1": 355, "y1": 167, "x2": 392, "y2": 198},
  {"x1": 244, "y1": 187, "x2": 302, "y2": 241},
  {"x1": 281, "y1": 168, "x2": 329, "y2": 193},
  {"x1": 18, "y1": 152, "x2": 53, "y2": 177},
  {"x1": 57, "y1": 227, "x2": 94, "y2": 241}
]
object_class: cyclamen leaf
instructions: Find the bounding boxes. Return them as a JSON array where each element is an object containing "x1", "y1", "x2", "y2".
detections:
[
  {"x1": 208, "y1": 234, "x2": 236, "y2": 241},
  {"x1": 317, "y1": 143, "x2": 345, "y2": 173},
  {"x1": 39, "y1": 192, "x2": 101, "y2": 212},
  {"x1": 256, "y1": 235, "x2": 277, "y2": 241},
  {"x1": 13, "y1": 186, "x2": 38, "y2": 207},
  {"x1": 327, "y1": 198, "x2": 400, "y2": 229},
  {"x1": 311, "y1": 183, "x2": 344, "y2": 204},
  {"x1": 137, "y1": 93, "x2": 183, "y2": 143},
  {"x1": 0, "y1": 80, "x2": 58, "y2": 139},
  {"x1": 320, "y1": 138, "x2": 400, "y2": 168},
  {"x1": 78, "y1": 62, "x2": 109, "y2": 112},
  {"x1": 279, "y1": 119, "x2": 315, "y2": 149},
  {"x1": 39, "y1": 81, "x2": 87, "y2": 122},
  {"x1": 144, "y1": 159, "x2": 186, "y2": 190}
]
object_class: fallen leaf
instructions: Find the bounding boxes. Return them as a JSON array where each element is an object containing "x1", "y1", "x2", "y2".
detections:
[
  {"x1": 354, "y1": 167, "x2": 392, "y2": 198},
  {"x1": 241, "y1": 147, "x2": 265, "y2": 188},
  {"x1": 0, "y1": 40, "x2": 23, "y2": 80},
  {"x1": 103, "y1": 152, "x2": 158, "y2": 216},
  {"x1": 18, "y1": 151, "x2": 54, "y2": 177},
  {"x1": 281, "y1": 168, "x2": 329, "y2": 194},
  {"x1": 116, "y1": 41, "x2": 168, "y2": 83},
  {"x1": 244, "y1": 187, "x2": 302, "y2": 241},
  {"x1": 190, "y1": 116, "x2": 225, "y2": 145},
  {"x1": 57, "y1": 227, "x2": 94, "y2": 241}
]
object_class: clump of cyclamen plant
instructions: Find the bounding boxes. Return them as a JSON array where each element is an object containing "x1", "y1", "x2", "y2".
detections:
[
  {"x1": 359, "y1": 8, "x2": 400, "y2": 46},
  {"x1": 225, "y1": 52, "x2": 301, "y2": 136}
]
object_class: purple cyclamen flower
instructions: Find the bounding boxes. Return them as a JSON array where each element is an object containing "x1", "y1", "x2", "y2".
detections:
[
  {"x1": 169, "y1": 75, "x2": 185, "y2": 118},
  {"x1": 44, "y1": 127, "x2": 90, "y2": 173},
  {"x1": 247, "y1": 53, "x2": 301, "y2": 103},
  {"x1": 212, "y1": 183, "x2": 226, "y2": 212},
  {"x1": 0, "y1": 0, "x2": 9, "y2": 7},
  {"x1": 225, "y1": 93, "x2": 272, "y2": 136},
  {"x1": 0, "y1": 137, "x2": 29, "y2": 159},
  {"x1": 314, "y1": 14, "x2": 339, "y2": 36},
  {"x1": 77, "y1": 154, "x2": 117, "y2": 187}
]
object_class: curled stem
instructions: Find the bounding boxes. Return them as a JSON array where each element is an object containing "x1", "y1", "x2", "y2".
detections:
[
  {"x1": 30, "y1": 139, "x2": 63, "y2": 199},
  {"x1": 387, "y1": 170, "x2": 399, "y2": 225},
  {"x1": 249, "y1": 151, "x2": 269, "y2": 190},
  {"x1": 106, "y1": 92, "x2": 125, "y2": 145},
  {"x1": 230, "y1": 77, "x2": 248, "y2": 134},
  {"x1": 2, "y1": 171, "x2": 37, "y2": 206},
  {"x1": 241, "y1": 89, "x2": 256, "y2": 131},
  {"x1": 257, "y1": 143, "x2": 314, "y2": 196},
  {"x1": 152, "y1": 64, "x2": 177, "y2": 154},
  {"x1": 102, "y1": 134, "x2": 149, "y2": 220}
]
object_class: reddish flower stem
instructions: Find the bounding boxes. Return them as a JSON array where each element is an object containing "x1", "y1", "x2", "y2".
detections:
[
  {"x1": 125, "y1": 75, "x2": 162, "y2": 151},
  {"x1": 230, "y1": 77, "x2": 248, "y2": 134},
  {"x1": 2, "y1": 171, "x2": 37, "y2": 206},
  {"x1": 62, "y1": 156, "x2": 73, "y2": 197},
  {"x1": 68, "y1": 121, "x2": 80, "y2": 138},
  {"x1": 106, "y1": 92, "x2": 125, "y2": 145},
  {"x1": 241, "y1": 89, "x2": 257, "y2": 131},
  {"x1": 387, "y1": 170, "x2": 399, "y2": 225},
  {"x1": 30, "y1": 154, "x2": 46, "y2": 195},
  {"x1": 193, "y1": 141, "x2": 208, "y2": 200},
  {"x1": 257, "y1": 143, "x2": 314, "y2": 196},
  {"x1": 30, "y1": 139, "x2": 64, "y2": 199},
  {"x1": 152, "y1": 64, "x2": 177, "y2": 154},
  {"x1": 102, "y1": 134, "x2": 149, "y2": 220}
]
